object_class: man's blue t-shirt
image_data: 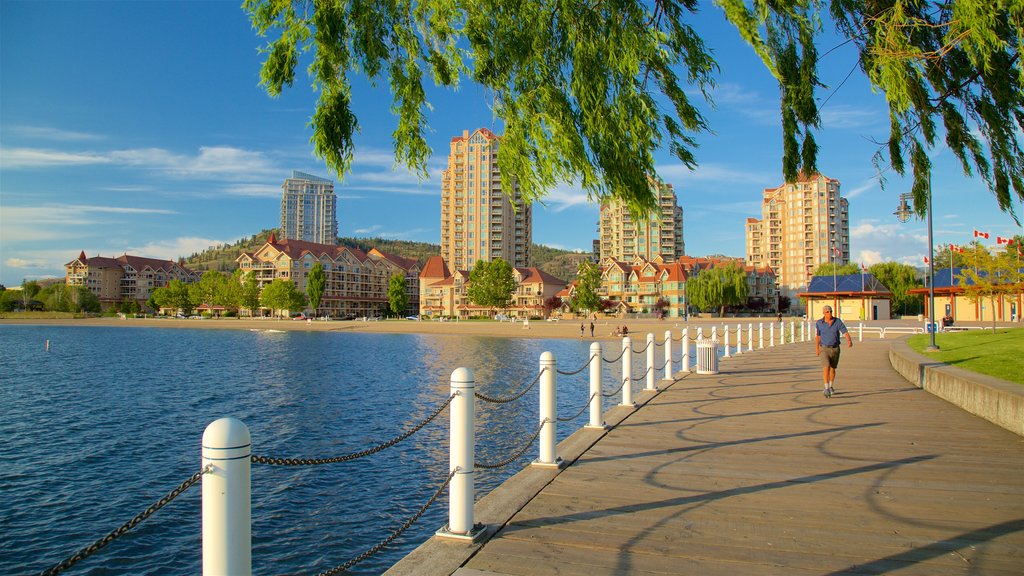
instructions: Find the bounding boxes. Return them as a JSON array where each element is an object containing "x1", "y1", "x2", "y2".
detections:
[{"x1": 816, "y1": 317, "x2": 848, "y2": 346}]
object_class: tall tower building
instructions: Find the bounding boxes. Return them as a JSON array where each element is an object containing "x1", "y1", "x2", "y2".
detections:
[
  {"x1": 280, "y1": 171, "x2": 338, "y2": 245},
  {"x1": 440, "y1": 128, "x2": 532, "y2": 270},
  {"x1": 745, "y1": 173, "x2": 849, "y2": 299},
  {"x1": 598, "y1": 177, "x2": 684, "y2": 262}
]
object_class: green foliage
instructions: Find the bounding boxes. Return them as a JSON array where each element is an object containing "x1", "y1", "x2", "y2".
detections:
[
  {"x1": 812, "y1": 263, "x2": 861, "y2": 276},
  {"x1": 387, "y1": 273, "x2": 409, "y2": 317},
  {"x1": 467, "y1": 258, "x2": 516, "y2": 311},
  {"x1": 956, "y1": 243, "x2": 1019, "y2": 331},
  {"x1": 260, "y1": 278, "x2": 306, "y2": 317},
  {"x1": 908, "y1": 328, "x2": 1024, "y2": 385},
  {"x1": 163, "y1": 280, "x2": 195, "y2": 315},
  {"x1": 571, "y1": 260, "x2": 602, "y2": 314},
  {"x1": 307, "y1": 262, "x2": 326, "y2": 313},
  {"x1": 190, "y1": 270, "x2": 228, "y2": 309},
  {"x1": 868, "y1": 261, "x2": 923, "y2": 316},
  {"x1": 0, "y1": 290, "x2": 17, "y2": 312},
  {"x1": 688, "y1": 264, "x2": 749, "y2": 316},
  {"x1": 240, "y1": 271, "x2": 262, "y2": 315},
  {"x1": 246, "y1": 1, "x2": 1024, "y2": 222}
]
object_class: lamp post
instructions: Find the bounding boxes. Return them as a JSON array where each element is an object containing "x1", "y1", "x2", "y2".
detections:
[{"x1": 895, "y1": 188, "x2": 939, "y2": 351}]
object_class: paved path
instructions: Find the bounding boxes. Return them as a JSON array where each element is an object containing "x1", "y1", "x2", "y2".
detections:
[{"x1": 455, "y1": 339, "x2": 1024, "y2": 575}]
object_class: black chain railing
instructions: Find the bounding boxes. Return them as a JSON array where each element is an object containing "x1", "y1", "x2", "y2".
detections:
[
  {"x1": 252, "y1": 394, "x2": 455, "y2": 466},
  {"x1": 601, "y1": 348, "x2": 627, "y2": 363},
  {"x1": 630, "y1": 366, "x2": 653, "y2": 382},
  {"x1": 653, "y1": 339, "x2": 666, "y2": 347},
  {"x1": 631, "y1": 340, "x2": 652, "y2": 354},
  {"x1": 476, "y1": 421, "x2": 546, "y2": 470},
  {"x1": 555, "y1": 359, "x2": 591, "y2": 376},
  {"x1": 39, "y1": 465, "x2": 212, "y2": 576},
  {"x1": 601, "y1": 377, "x2": 629, "y2": 398},
  {"x1": 557, "y1": 393, "x2": 597, "y2": 422},
  {"x1": 474, "y1": 368, "x2": 546, "y2": 404},
  {"x1": 316, "y1": 468, "x2": 458, "y2": 576}
]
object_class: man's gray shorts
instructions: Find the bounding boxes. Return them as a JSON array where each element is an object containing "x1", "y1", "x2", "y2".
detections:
[{"x1": 820, "y1": 346, "x2": 841, "y2": 368}]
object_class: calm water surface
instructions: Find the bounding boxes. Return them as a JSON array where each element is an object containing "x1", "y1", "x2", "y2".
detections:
[{"x1": 0, "y1": 325, "x2": 675, "y2": 575}]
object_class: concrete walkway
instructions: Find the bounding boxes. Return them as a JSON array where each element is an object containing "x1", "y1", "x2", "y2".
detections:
[{"x1": 450, "y1": 339, "x2": 1024, "y2": 575}]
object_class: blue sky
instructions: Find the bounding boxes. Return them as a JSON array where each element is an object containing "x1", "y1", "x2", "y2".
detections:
[{"x1": 1, "y1": 1, "x2": 1021, "y2": 288}]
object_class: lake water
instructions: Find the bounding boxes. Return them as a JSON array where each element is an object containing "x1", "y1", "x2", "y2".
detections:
[{"x1": 0, "y1": 325, "x2": 687, "y2": 575}]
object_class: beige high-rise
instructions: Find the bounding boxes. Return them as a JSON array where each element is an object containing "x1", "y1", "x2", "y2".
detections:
[
  {"x1": 599, "y1": 177, "x2": 684, "y2": 262},
  {"x1": 745, "y1": 173, "x2": 849, "y2": 299},
  {"x1": 440, "y1": 128, "x2": 531, "y2": 271}
]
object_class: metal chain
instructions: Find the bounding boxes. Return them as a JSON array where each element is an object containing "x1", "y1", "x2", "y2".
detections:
[
  {"x1": 653, "y1": 339, "x2": 666, "y2": 348},
  {"x1": 601, "y1": 377, "x2": 629, "y2": 398},
  {"x1": 555, "y1": 359, "x2": 591, "y2": 376},
  {"x1": 672, "y1": 334, "x2": 684, "y2": 342},
  {"x1": 630, "y1": 366, "x2": 653, "y2": 382},
  {"x1": 631, "y1": 340, "x2": 652, "y2": 354},
  {"x1": 40, "y1": 465, "x2": 212, "y2": 576},
  {"x1": 476, "y1": 421, "x2": 545, "y2": 469},
  {"x1": 474, "y1": 368, "x2": 545, "y2": 404},
  {"x1": 317, "y1": 468, "x2": 458, "y2": 576},
  {"x1": 601, "y1": 348, "x2": 627, "y2": 363},
  {"x1": 252, "y1": 394, "x2": 454, "y2": 466},
  {"x1": 557, "y1": 393, "x2": 597, "y2": 422}
]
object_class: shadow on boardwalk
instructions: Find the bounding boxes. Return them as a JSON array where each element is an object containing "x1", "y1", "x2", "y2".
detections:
[{"x1": 457, "y1": 339, "x2": 1024, "y2": 576}]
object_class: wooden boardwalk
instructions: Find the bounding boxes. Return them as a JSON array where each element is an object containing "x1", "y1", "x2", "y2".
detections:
[{"x1": 454, "y1": 339, "x2": 1024, "y2": 575}]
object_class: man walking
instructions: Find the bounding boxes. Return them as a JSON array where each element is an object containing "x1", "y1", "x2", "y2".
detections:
[
  {"x1": 815, "y1": 305, "x2": 852, "y2": 397},
  {"x1": 589, "y1": 321, "x2": 595, "y2": 337}
]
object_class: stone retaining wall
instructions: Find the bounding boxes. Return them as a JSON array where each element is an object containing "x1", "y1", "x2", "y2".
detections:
[{"x1": 888, "y1": 340, "x2": 1023, "y2": 437}]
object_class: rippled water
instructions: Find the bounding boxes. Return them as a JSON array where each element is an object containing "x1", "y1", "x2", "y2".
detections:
[{"x1": 0, "y1": 325, "x2": 684, "y2": 575}]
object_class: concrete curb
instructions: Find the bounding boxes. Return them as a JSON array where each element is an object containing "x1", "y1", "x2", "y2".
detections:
[{"x1": 888, "y1": 339, "x2": 1023, "y2": 437}]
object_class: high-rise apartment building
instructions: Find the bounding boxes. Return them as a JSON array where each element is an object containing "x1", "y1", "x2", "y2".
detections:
[
  {"x1": 280, "y1": 171, "x2": 338, "y2": 245},
  {"x1": 745, "y1": 173, "x2": 849, "y2": 299},
  {"x1": 440, "y1": 128, "x2": 532, "y2": 271},
  {"x1": 598, "y1": 177, "x2": 684, "y2": 262}
]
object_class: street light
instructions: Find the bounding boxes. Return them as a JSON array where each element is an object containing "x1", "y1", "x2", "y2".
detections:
[{"x1": 895, "y1": 188, "x2": 939, "y2": 350}]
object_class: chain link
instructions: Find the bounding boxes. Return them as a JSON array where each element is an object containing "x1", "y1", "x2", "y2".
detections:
[
  {"x1": 631, "y1": 340, "x2": 652, "y2": 354},
  {"x1": 672, "y1": 334, "x2": 684, "y2": 342},
  {"x1": 476, "y1": 421, "x2": 545, "y2": 469},
  {"x1": 557, "y1": 393, "x2": 597, "y2": 422},
  {"x1": 653, "y1": 339, "x2": 666, "y2": 348},
  {"x1": 630, "y1": 365, "x2": 653, "y2": 382},
  {"x1": 601, "y1": 377, "x2": 629, "y2": 398},
  {"x1": 317, "y1": 468, "x2": 458, "y2": 576},
  {"x1": 40, "y1": 465, "x2": 212, "y2": 576},
  {"x1": 601, "y1": 348, "x2": 627, "y2": 363},
  {"x1": 555, "y1": 359, "x2": 591, "y2": 376},
  {"x1": 252, "y1": 394, "x2": 454, "y2": 466},
  {"x1": 474, "y1": 368, "x2": 545, "y2": 404}
]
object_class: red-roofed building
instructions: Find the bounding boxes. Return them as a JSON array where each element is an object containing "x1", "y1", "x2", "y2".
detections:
[
  {"x1": 65, "y1": 251, "x2": 198, "y2": 310},
  {"x1": 237, "y1": 236, "x2": 422, "y2": 317},
  {"x1": 417, "y1": 257, "x2": 567, "y2": 318}
]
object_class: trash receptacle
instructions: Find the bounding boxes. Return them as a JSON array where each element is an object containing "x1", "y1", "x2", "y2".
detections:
[{"x1": 696, "y1": 339, "x2": 719, "y2": 375}]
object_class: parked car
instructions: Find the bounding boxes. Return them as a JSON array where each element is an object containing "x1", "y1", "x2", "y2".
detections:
[{"x1": 405, "y1": 315, "x2": 420, "y2": 320}]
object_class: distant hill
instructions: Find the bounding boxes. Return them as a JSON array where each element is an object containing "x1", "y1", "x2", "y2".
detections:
[{"x1": 183, "y1": 231, "x2": 584, "y2": 280}]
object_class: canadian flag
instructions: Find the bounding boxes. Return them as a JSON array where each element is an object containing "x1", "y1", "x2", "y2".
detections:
[
  {"x1": 996, "y1": 236, "x2": 1016, "y2": 246},
  {"x1": 924, "y1": 256, "x2": 930, "y2": 264},
  {"x1": 833, "y1": 246, "x2": 841, "y2": 256},
  {"x1": 861, "y1": 263, "x2": 868, "y2": 272},
  {"x1": 950, "y1": 243, "x2": 964, "y2": 253},
  {"x1": 974, "y1": 229, "x2": 990, "y2": 239}
]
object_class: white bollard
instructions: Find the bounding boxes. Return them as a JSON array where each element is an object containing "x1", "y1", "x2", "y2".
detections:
[
  {"x1": 723, "y1": 326, "x2": 731, "y2": 358},
  {"x1": 536, "y1": 352, "x2": 559, "y2": 466},
  {"x1": 759, "y1": 323, "x2": 764, "y2": 349},
  {"x1": 790, "y1": 321, "x2": 795, "y2": 344},
  {"x1": 622, "y1": 336, "x2": 633, "y2": 406},
  {"x1": 646, "y1": 333, "x2": 656, "y2": 390},
  {"x1": 769, "y1": 322, "x2": 775, "y2": 347},
  {"x1": 681, "y1": 329, "x2": 691, "y2": 373},
  {"x1": 443, "y1": 367, "x2": 475, "y2": 536},
  {"x1": 203, "y1": 417, "x2": 252, "y2": 576},
  {"x1": 664, "y1": 330, "x2": 673, "y2": 381},
  {"x1": 587, "y1": 343, "x2": 604, "y2": 428},
  {"x1": 734, "y1": 324, "x2": 742, "y2": 356},
  {"x1": 697, "y1": 326, "x2": 704, "y2": 340},
  {"x1": 800, "y1": 320, "x2": 805, "y2": 342},
  {"x1": 748, "y1": 323, "x2": 754, "y2": 352},
  {"x1": 711, "y1": 325, "x2": 718, "y2": 342},
  {"x1": 859, "y1": 322, "x2": 863, "y2": 342}
]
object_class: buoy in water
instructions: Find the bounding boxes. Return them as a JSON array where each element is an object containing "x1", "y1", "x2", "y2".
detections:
[{"x1": 45, "y1": 339, "x2": 50, "y2": 352}]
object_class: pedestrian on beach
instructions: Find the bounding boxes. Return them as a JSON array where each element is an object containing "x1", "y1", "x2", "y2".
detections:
[
  {"x1": 580, "y1": 323, "x2": 585, "y2": 337},
  {"x1": 815, "y1": 305, "x2": 852, "y2": 398},
  {"x1": 589, "y1": 321, "x2": 595, "y2": 337}
]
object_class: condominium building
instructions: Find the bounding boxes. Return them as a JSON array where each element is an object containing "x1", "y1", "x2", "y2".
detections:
[
  {"x1": 237, "y1": 234, "x2": 421, "y2": 317},
  {"x1": 280, "y1": 171, "x2": 338, "y2": 245},
  {"x1": 598, "y1": 177, "x2": 684, "y2": 262},
  {"x1": 65, "y1": 251, "x2": 198, "y2": 309},
  {"x1": 417, "y1": 255, "x2": 566, "y2": 318},
  {"x1": 440, "y1": 128, "x2": 532, "y2": 271},
  {"x1": 745, "y1": 173, "x2": 849, "y2": 300}
]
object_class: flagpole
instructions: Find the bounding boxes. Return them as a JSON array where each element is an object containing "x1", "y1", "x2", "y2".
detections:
[{"x1": 926, "y1": 177, "x2": 938, "y2": 350}]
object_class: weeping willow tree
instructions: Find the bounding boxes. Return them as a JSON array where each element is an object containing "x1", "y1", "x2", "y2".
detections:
[
  {"x1": 688, "y1": 263, "x2": 749, "y2": 316},
  {"x1": 245, "y1": 0, "x2": 1024, "y2": 221}
]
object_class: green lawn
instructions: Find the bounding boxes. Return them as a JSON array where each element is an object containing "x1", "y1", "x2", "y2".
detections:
[{"x1": 908, "y1": 328, "x2": 1024, "y2": 385}]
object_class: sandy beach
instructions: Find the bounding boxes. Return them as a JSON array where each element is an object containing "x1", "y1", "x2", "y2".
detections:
[{"x1": 0, "y1": 315, "x2": 790, "y2": 340}]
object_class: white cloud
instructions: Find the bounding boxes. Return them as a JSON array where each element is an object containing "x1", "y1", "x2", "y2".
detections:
[
  {"x1": 858, "y1": 250, "x2": 883, "y2": 265},
  {"x1": 819, "y1": 105, "x2": 882, "y2": 130},
  {"x1": 657, "y1": 162, "x2": 775, "y2": 185},
  {"x1": 0, "y1": 148, "x2": 113, "y2": 168},
  {"x1": 350, "y1": 227, "x2": 433, "y2": 240},
  {"x1": 125, "y1": 237, "x2": 229, "y2": 261},
  {"x1": 8, "y1": 125, "x2": 105, "y2": 141},
  {"x1": 354, "y1": 225, "x2": 383, "y2": 235},
  {"x1": 221, "y1": 183, "x2": 282, "y2": 198},
  {"x1": 4, "y1": 257, "x2": 50, "y2": 269},
  {"x1": 845, "y1": 178, "x2": 879, "y2": 199}
]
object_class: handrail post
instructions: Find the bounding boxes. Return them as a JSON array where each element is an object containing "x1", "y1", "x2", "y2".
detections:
[
  {"x1": 202, "y1": 417, "x2": 251, "y2": 576},
  {"x1": 535, "y1": 352, "x2": 561, "y2": 467},
  {"x1": 789, "y1": 320, "x2": 795, "y2": 344},
  {"x1": 800, "y1": 320, "x2": 805, "y2": 342},
  {"x1": 759, "y1": 322, "x2": 764, "y2": 349},
  {"x1": 723, "y1": 326, "x2": 731, "y2": 358},
  {"x1": 664, "y1": 330, "x2": 673, "y2": 381},
  {"x1": 859, "y1": 322, "x2": 863, "y2": 342},
  {"x1": 444, "y1": 367, "x2": 475, "y2": 536},
  {"x1": 587, "y1": 343, "x2": 605, "y2": 429},
  {"x1": 696, "y1": 326, "x2": 704, "y2": 341},
  {"x1": 621, "y1": 336, "x2": 633, "y2": 406},
  {"x1": 681, "y1": 329, "x2": 690, "y2": 373},
  {"x1": 646, "y1": 333, "x2": 656, "y2": 390},
  {"x1": 734, "y1": 324, "x2": 742, "y2": 355},
  {"x1": 747, "y1": 323, "x2": 754, "y2": 352},
  {"x1": 711, "y1": 325, "x2": 718, "y2": 342},
  {"x1": 769, "y1": 322, "x2": 775, "y2": 347}
]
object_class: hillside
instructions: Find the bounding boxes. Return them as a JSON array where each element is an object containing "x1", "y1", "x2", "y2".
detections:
[{"x1": 183, "y1": 231, "x2": 583, "y2": 280}]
